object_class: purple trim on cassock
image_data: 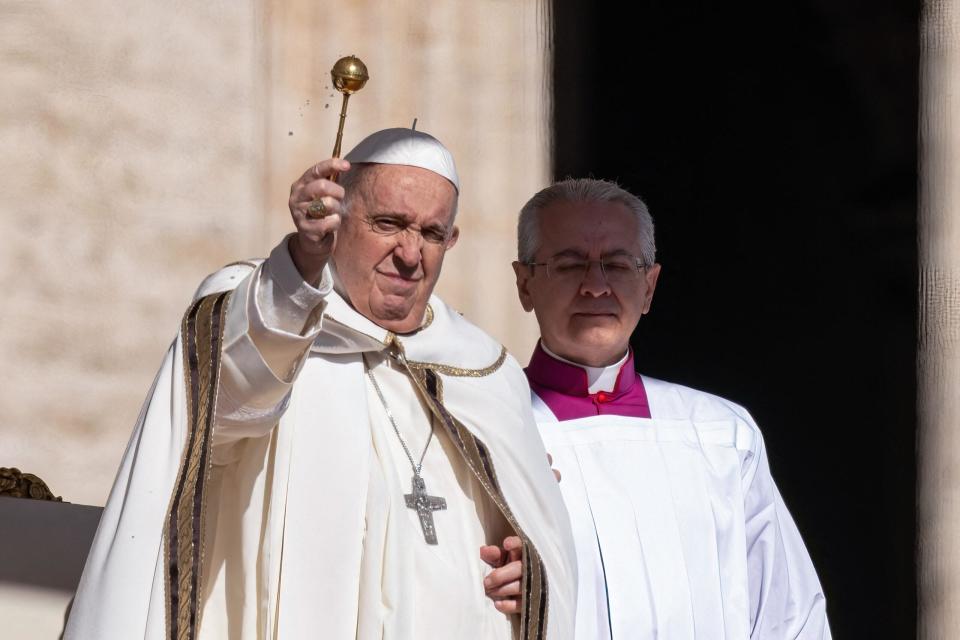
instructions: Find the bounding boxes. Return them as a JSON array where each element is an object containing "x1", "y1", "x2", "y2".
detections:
[{"x1": 524, "y1": 342, "x2": 651, "y2": 421}]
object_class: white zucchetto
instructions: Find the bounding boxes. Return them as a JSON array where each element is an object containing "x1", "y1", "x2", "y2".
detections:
[{"x1": 344, "y1": 127, "x2": 460, "y2": 193}]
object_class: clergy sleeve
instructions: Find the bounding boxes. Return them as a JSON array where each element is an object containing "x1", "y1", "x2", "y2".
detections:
[
  {"x1": 253, "y1": 235, "x2": 332, "y2": 361},
  {"x1": 743, "y1": 432, "x2": 832, "y2": 639},
  {"x1": 213, "y1": 237, "x2": 331, "y2": 449}
]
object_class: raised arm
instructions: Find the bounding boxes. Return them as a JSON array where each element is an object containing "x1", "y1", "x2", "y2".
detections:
[{"x1": 212, "y1": 158, "x2": 350, "y2": 450}]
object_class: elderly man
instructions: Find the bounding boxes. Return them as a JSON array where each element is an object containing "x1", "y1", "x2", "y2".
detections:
[
  {"x1": 66, "y1": 129, "x2": 576, "y2": 640},
  {"x1": 491, "y1": 178, "x2": 830, "y2": 638}
]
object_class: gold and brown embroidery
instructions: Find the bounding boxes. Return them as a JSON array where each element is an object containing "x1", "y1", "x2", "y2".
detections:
[
  {"x1": 403, "y1": 345, "x2": 508, "y2": 378},
  {"x1": 164, "y1": 291, "x2": 231, "y2": 640}
]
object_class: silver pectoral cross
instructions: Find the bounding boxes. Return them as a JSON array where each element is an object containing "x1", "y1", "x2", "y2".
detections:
[{"x1": 405, "y1": 475, "x2": 447, "y2": 545}]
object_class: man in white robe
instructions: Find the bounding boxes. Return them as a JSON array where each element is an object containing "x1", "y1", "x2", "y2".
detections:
[
  {"x1": 484, "y1": 178, "x2": 830, "y2": 638},
  {"x1": 65, "y1": 129, "x2": 577, "y2": 640}
]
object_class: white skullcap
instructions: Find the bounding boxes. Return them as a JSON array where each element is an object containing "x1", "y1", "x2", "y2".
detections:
[{"x1": 344, "y1": 127, "x2": 460, "y2": 193}]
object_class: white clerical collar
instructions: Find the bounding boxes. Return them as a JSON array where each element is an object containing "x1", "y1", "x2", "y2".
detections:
[{"x1": 540, "y1": 342, "x2": 629, "y2": 394}]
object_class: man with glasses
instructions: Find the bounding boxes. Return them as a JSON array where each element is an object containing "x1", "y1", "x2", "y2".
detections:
[
  {"x1": 67, "y1": 129, "x2": 577, "y2": 640},
  {"x1": 482, "y1": 178, "x2": 830, "y2": 638}
]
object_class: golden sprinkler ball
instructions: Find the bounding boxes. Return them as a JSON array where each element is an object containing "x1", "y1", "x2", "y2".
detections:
[{"x1": 331, "y1": 56, "x2": 370, "y2": 94}]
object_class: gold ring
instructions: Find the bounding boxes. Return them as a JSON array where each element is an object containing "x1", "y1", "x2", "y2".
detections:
[{"x1": 306, "y1": 198, "x2": 327, "y2": 219}]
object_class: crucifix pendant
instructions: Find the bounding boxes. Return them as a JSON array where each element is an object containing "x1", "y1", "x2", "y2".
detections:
[{"x1": 404, "y1": 475, "x2": 447, "y2": 545}]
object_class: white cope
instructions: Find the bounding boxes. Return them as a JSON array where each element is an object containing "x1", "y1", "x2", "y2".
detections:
[{"x1": 66, "y1": 238, "x2": 577, "y2": 640}]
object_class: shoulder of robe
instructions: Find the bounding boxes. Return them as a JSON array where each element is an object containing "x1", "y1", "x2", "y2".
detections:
[
  {"x1": 191, "y1": 259, "x2": 264, "y2": 302},
  {"x1": 405, "y1": 295, "x2": 515, "y2": 378},
  {"x1": 641, "y1": 375, "x2": 761, "y2": 430},
  {"x1": 644, "y1": 376, "x2": 766, "y2": 461}
]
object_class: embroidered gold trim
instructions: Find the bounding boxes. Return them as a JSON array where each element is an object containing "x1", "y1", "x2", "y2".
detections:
[
  {"x1": 164, "y1": 291, "x2": 231, "y2": 640},
  {"x1": 402, "y1": 345, "x2": 508, "y2": 378},
  {"x1": 394, "y1": 304, "x2": 435, "y2": 334},
  {"x1": 431, "y1": 370, "x2": 444, "y2": 404},
  {"x1": 421, "y1": 303, "x2": 434, "y2": 330}
]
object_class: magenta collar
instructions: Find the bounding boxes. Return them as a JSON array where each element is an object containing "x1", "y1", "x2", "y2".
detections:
[{"x1": 524, "y1": 342, "x2": 651, "y2": 420}]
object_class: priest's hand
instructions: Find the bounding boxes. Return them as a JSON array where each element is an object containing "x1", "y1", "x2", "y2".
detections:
[
  {"x1": 288, "y1": 158, "x2": 350, "y2": 286},
  {"x1": 481, "y1": 535, "x2": 523, "y2": 614}
]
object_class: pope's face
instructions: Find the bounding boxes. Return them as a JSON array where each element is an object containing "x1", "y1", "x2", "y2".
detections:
[
  {"x1": 513, "y1": 200, "x2": 661, "y2": 367},
  {"x1": 334, "y1": 164, "x2": 459, "y2": 334}
]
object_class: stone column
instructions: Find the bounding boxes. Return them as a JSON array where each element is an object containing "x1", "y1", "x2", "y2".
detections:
[{"x1": 918, "y1": 0, "x2": 960, "y2": 636}]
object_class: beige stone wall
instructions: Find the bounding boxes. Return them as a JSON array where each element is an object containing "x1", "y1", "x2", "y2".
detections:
[
  {"x1": 0, "y1": 0, "x2": 265, "y2": 510},
  {"x1": 0, "y1": 1, "x2": 547, "y2": 512}
]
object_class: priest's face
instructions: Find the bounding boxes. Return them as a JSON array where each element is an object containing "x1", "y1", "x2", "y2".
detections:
[
  {"x1": 513, "y1": 200, "x2": 661, "y2": 367},
  {"x1": 334, "y1": 164, "x2": 459, "y2": 333}
]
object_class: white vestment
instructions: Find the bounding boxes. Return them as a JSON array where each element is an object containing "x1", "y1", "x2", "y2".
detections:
[
  {"x1": 66, "y1": 239, "x2": 576, "y2": 640},
  {"x1": 358, "y1": 350, "x2": 515, "y2": 639},
  {"x1": 533, "y1": 377, "x2": 830, "y2": 639}
]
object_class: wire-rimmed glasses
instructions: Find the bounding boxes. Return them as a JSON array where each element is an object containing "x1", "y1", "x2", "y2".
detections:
[{"x1": 524, "y1": 253, "x2": 647, "y2": 285}]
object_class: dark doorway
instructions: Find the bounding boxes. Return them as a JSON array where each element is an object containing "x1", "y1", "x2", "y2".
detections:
[{"x1": 552, "y1": 1, "x2": 918, "y2": 637}]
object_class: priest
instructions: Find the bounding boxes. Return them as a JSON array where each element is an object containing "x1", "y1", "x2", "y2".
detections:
[
  {"x1": 65, "y1": 129, "x2": 576, "y2": 640},
  {"x1": 491, "y1": 178, "x2": 830, "y2": 638}
]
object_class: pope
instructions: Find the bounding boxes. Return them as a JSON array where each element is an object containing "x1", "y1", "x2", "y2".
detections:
[{"x1": 65, "y1": 129, "x2": 577, "y2": 640}]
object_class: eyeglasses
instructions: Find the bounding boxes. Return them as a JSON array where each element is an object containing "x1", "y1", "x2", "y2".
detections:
[
  {"x1": 364, "y1": 214, "x2": 452, "y2": 246},
  {"x1": 524, "y1": 254, "x2": 647, "y2": 285}
]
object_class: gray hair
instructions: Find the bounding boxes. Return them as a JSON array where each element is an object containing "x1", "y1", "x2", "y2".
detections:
[
  {"x1": 338, "y1": 163, "x2": 459, "y2": 220},
  {"x1": 517, "y1": 178, "x2": 655, "y2": 266}
]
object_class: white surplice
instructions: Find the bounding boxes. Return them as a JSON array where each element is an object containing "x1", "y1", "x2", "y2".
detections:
[
  {"x1": 533, "y1": 376, "x2": 830, "y2": 640},
  {"x1": 66, "y1": 238, "x2": 576, "y2": 640}
]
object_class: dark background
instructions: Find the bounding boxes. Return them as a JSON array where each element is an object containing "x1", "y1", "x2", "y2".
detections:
[{"x1": 552, "y1": 1, "x2": 918, "y2": 637}]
